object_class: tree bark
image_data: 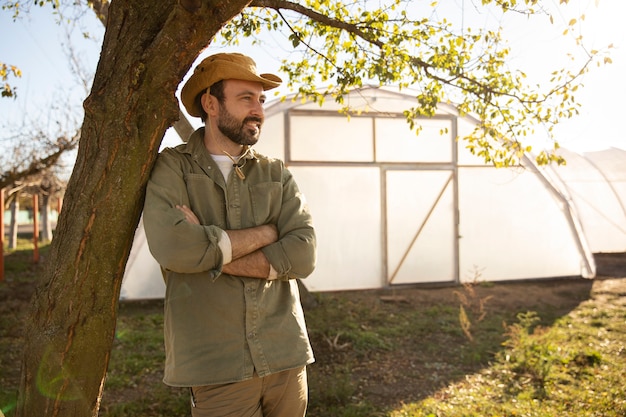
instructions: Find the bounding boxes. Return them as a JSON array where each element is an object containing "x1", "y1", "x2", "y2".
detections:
[{"x1": 16, "y1": 1, "x2": 250, "y2": 416}]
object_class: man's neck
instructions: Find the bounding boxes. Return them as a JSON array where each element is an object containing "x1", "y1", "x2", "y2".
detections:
[{"x1": 203, "y1": 125, "x2": 244, "y2": 157}]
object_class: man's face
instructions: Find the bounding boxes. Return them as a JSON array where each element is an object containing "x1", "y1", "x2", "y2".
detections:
[{"x1": 216, "y1": 80, "x2": 266, "y2": 146}]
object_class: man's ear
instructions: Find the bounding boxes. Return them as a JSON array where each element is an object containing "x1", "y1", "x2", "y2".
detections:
[{"x1": 201, "y1": 92, "x2": 219, "y2": 117}]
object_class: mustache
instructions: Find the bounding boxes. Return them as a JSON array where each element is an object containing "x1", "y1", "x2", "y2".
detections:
[{"x1": 243, "y1": 116, "x2": 263, "y2": 125}]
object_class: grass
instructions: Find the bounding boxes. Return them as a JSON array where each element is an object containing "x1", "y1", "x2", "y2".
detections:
[
  {"x1": 100, "y1": 304, "x2": 190, "y2": 416},
  {"x1": 1, "y1": 240, "x2": 625, "y2": 417},
  {"x1": 2, "y1": 235, "x2": 47, "y2": 276},
  {"x1": 1, "y1": 238, "x2": 52, "y2": 417},
  {"x1": 390, "y1": 301, "x2": 626, "y2": 417}
]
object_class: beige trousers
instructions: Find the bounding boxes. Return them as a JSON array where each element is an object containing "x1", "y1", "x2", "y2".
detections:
[{"x1": 189, "y1": 367, "x2": 308, "y2": 417}]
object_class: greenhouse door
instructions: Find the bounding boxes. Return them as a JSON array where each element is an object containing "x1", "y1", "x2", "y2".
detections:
[{"x1": 385, "y1": 169, "x2": 457, "y2": 285}]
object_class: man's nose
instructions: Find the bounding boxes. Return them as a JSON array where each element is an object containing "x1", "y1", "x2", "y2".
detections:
[{"x1": 250, "y1": 100, "x2": 264, "y2": 117}]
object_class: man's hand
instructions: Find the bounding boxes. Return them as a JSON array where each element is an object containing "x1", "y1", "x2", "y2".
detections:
[{"x1": 176, "y1": 204, "x2": 200, "y2": 225}]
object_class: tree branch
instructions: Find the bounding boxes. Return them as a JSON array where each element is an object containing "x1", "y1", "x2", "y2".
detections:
[
  {"x1": 251, "y1": 0, "x2": 385, "y2": 48},
  {"x1": 248, "y1": 0, "x2": 507, "y2": 103},
  {"x1": 0, "y1": 133, "x2": 78, "y2": 190},
  {"x1": 249, "y1": 0, "x2": 588, "y2": 113}
]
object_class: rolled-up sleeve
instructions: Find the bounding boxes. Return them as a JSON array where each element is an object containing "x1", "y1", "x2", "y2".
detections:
[
  {"x1": 262, "y1": 168, "x2": 316, "y2": 280},
  {"x1": 143, "y1": 149, "x2": 225, "y2": 275}
]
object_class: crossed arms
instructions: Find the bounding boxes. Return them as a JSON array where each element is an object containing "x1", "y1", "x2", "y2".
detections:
[{"x1": 176, "y1": 204, "x2": 277, "y2": 279}]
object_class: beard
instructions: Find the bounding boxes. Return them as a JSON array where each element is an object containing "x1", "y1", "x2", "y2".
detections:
[{"x1": 217, "y1": 103, "x2": 263, "y2": 146}]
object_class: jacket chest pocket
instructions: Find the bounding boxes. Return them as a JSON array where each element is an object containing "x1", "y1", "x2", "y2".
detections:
[
  {"x1": 183, "y1": 173, "x2": 226, "y2": 227},
  {"x1": 249, "y1": 182, "x2": 282, "y2": 225}
]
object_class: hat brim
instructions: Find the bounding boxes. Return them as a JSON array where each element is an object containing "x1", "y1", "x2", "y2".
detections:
[{"x1": 181, "y1": 60, "x2": 282, "y2": 117}]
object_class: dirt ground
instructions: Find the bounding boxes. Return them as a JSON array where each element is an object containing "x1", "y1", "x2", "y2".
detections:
[
  {"x1": 304, "y1": 252, "x2": 626, "y2": 410},
  {"x1": 1, "y1": 252, "x2": 625, "y2": 414}
]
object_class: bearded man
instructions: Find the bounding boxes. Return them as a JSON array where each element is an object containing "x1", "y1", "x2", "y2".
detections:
[{"x1": 142, "y1": 53, "x2": 317, "y2": 417}]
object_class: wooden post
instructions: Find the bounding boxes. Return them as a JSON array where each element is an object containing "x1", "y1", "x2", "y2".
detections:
[
  {"x1": 57, "y1": 195, "x2": 63, "y2": 236},
  {"x1": 33, "y1": 193, "x2": 39, "y2": 264},
  {"x1": 1, "y1": 188, "x2": 4, "y2": 282}
]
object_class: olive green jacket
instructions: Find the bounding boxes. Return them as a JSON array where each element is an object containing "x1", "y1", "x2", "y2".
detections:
[{"x1": 143, "y1": 128, "x2": 316, "y2": 387}]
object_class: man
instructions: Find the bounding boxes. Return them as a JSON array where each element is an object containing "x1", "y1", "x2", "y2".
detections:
[{"x1": 143, "y1": 52, "x2": 317, "y2": 417}]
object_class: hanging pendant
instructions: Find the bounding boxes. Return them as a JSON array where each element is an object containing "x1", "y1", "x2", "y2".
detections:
[
  {"x1": 223, "y1": 146, "x2": 249, "y2": 180},
  {"x1": 234, "y1": 166, "x2": 246, "y2": 180}
]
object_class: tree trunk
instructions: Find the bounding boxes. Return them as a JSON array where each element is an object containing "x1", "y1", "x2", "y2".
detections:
[
  {"x1": 9, "y1": 194, "x2": 18, "y2": 249},
  {"x1": 16, "y1": 1, "x2": 250, "y2": 416}
]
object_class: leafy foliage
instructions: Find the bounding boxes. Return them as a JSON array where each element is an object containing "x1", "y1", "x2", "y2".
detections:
[
  {"x1": 0, "y1": 0, "x2": 60, "y2": 19},
  {"x1": 0, "y1": 62, "x2": 21, "y2": 98},
  {"x1": 1, "y1": 0, "x2": 614, "y2": 166},
  {"x1": 217, "y1": 0, "x2": 612, "y2": 166}
]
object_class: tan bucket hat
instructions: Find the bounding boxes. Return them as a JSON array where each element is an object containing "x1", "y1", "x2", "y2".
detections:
[{"x1": 181, "y1": 52, "x2": 282, "y2": 117}]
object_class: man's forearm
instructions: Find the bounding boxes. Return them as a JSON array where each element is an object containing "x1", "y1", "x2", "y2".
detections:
[
  {"x1": 222, "y1": 249, "x2": 272, "y2": 279},
  {"x1": 226, "y1": 224, "x2": 277, "y2": 261},
  {"x1": 175, "y1": 205, "x2": 278, "y2": 274}
]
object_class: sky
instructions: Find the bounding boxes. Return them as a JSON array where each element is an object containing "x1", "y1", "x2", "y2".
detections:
[{"x1": 1, "y1": 0, "x2": 624, "y2": 153}]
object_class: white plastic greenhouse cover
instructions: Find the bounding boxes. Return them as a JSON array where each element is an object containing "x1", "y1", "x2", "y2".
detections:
[
  {"x1": 120, "y1": 217, "x2": 165, "y2": 300},
  {"x1": 121, "y1": 86, "x2": 618, "y2": 298},
  {"x1": 546, "y1": 148, "x2": 626, "y2": 253}
]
